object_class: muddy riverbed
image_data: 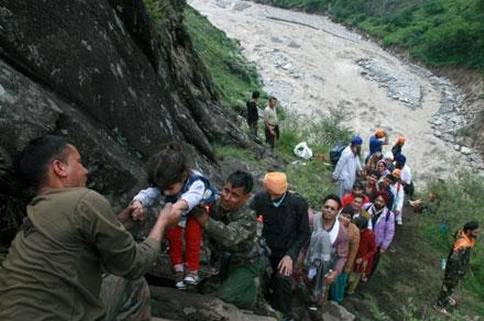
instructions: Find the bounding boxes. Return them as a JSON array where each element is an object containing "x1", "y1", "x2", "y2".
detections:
[{"x1": 190, "y1": 0, "x2": 483, "y2": 181}]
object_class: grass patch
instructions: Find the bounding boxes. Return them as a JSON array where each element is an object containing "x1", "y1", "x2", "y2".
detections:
[
  {"x1": 419, "y1": 172, "x2": 484, "y2": 314},
  {"x1": 183, "y1": 7, "x2": 265, "y2": 114},
  {"x1": 286, "y1": 159, "x2": 334, "y2": 208},
  {"x1": 213, "y1": 144, "x2": 258, "y2": 164},
  {"x1": 275, "y1": 111, "x2": 353, "y2": 207}
]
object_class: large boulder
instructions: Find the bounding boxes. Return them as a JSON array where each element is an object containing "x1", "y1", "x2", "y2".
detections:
[
  {"x1": 0, "y1": 0, "x2": 252, "y2": 245},
  {"x1": 150, "y1": 286, "x2": 277, "y2": 321}
]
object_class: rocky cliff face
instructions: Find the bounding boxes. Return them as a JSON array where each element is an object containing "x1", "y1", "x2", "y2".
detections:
[{"x1": 0, "y1": 0, "x2": 251, "y2": 245}]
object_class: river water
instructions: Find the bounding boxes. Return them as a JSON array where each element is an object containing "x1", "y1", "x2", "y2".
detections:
[{"x1": 190, "y1": 0, "x2": 483, "y2": 181}]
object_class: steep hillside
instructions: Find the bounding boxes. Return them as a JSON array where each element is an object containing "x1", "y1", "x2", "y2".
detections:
[
  {"x1": 0, "y1": 0, "x2": 253, "y2": 247},
  {"x1": 184, "y1": 7, "x2": 264, "y2": 114}
]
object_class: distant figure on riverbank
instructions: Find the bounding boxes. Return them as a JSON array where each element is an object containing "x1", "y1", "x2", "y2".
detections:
[
  {"x1": 434, "y1": 221, "x2": 479, "y2": 317},
  {"x1": 263, "y1": 96, "x2": 279, "y2": 150},
  {"x1": 246, "y1": 90, "x2": 260, "y2": 139}
]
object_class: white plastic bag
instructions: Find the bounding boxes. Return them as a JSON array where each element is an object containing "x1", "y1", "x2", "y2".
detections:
[{"x1": 294, "y1": 141, "x2": 313, "y2": 160}]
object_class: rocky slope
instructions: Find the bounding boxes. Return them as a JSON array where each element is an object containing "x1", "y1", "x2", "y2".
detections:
[{"x1": 0, "y1": 0, "x2": 253, "y2": 245}]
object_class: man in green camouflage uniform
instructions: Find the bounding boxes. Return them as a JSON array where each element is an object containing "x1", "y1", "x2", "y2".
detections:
[
  {"x1": 194, "y1": 170, "x2": 267, "y2": 310},
  {"x1": 434, "y1": 221, "x2": 480, "y2": 316}
]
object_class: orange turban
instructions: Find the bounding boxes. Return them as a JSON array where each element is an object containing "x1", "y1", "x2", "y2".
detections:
[
  {"x1": 375, "y1": 128, "x2": 385, "y2": 138},
  {"x1": 263, "y1": 172, "x2": 288, "y2": 195}
]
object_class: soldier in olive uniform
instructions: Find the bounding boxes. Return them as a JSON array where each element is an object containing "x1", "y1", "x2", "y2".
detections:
[
  {"x1": 0, "y1": 135, "x2": 180, "y2": 321},
  {"x1": 434, "y1": 221, "x2": 480, "y2": 317},
  {"x1": 194, "y1": 170, "x2": 266, "y2": 310}
]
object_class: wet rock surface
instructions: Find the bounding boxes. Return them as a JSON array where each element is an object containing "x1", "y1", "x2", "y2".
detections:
[
  {"x1": 356, "y1": 58, "x2": 422, "y2": 109},
  {"x1": 0, "y1": 0, "x2": 255, "y2": 243},
  {"x1": 150, "y1": 286, "x2": 277, "y2": 321}
]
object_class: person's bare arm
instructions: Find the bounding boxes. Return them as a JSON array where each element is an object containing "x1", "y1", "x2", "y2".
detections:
[
  {"x1": 148, "y1": 204, "x2": 177, "y2": 242},
  {"x1": 117, "y1": 205, "x2": 137, "y2": 230}
]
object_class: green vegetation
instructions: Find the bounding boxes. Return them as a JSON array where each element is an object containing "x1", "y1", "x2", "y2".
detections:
[
  {"x1": 172, "y1": 0, "x2": 484, "y2": 321},
  {"x1": 258, "y1": 0, "x2": 484, "y2": 72},
  {"x1": 182, "y1": 3, "x2": 350, "y2": 208},
  {"x1": 420, "y1": 173, "x2": 484, "y2": 313},
  {"x1": 213, "y1": 144, "x2": 258, "y2": 164},
  {"x1": 274, "y1": 112, "x2": 353, "y2": 206},
  {"x1": 183, "y1": 7, "x2": 264, "y2": 113}
]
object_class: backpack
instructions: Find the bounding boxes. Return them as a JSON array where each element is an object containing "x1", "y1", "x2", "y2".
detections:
[
  {"x1": 329, "y1": 144, "x2": 347, "y2": 168},
  {"x1": 165, "y1": 171, "x2": 218, "y2": 209},
  {"x1": 305, "y1": 213, "x2": 333, "y2": 303}
]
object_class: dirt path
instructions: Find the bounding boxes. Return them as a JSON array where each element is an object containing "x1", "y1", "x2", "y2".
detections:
[{"x1": 189, "y1": 0, "x2": 484, "y2": 183}]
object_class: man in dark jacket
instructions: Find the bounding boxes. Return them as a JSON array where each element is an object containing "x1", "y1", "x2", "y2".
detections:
[
  {"x1": 434, "y1": 221, "x2": 480, "y2": 317},
  {"x1": 251, "y1": 172, "x2": 309, "y2": 321},
  {"x1": 246, "y1": 90, "x2": 260, "y2": 138}
]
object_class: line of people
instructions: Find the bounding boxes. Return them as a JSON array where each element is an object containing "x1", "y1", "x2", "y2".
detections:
[{"x1": 0, "y1": 131, "x2": 478, "y2": 321}]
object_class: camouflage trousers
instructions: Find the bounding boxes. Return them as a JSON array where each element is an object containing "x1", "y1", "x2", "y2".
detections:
[
  {"x1": 436, "y1": 271, "x2": 461, "y2": 309},
  {"x1": 100, "y1": 274, "x2": 151, "y2": 321},
  {"x1": 216, "y1": 256, "x2": 267, "y2": 310}
]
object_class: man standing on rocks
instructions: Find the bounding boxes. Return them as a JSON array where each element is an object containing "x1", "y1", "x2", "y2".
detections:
[
  {"x1": 246, "y1": 90, "x2": 260, "y2": 139},
  {"x1": 264, "y1": 96, "x2": 279, "y2": 150},
  {"x1": 193, "y1": 170, "x2": 266, "y2": 310},
  {"x1": 332, "y1": 136, "x2": 363, "y2": 198},
  {"x1": 0, "y1": 135, "x2": 180, "y2": 321},
  {"x1": 434, "y1": 221, "x2": 480, "y2": 317},
  {"x1": 251, "y1": 172, "x2": 310, "y2": 321}
]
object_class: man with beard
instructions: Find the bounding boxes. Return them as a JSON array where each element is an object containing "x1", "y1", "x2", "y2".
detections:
[
  {"x1": 0, "y1": 135, "x2": 180, "y2": 321},
  {"x1": 378, "y1": 174, "x2": 395, "y2": 212},
  {"x1": 193, "y1": 171, "x2": 266, "y2": 310},
  {"x1": 434, "y1": 221, "x2": 480, "y2": 317},
  {"x1": 365, "y1": 192, "x2": 395, "y2": 276},
  {"x1": 332, "y1": 136, "x2": 363, "y2": 198},
  {"x1": 251, "y1": 172, "x2": 309, "y2": 321}
]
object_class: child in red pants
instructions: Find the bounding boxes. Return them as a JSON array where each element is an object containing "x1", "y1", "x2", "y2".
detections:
[{"x1": 131, "y1": 142, "x2": 217, "y2": 289}]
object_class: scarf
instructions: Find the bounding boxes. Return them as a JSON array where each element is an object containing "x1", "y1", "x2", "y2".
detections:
[
  {"x1": 271, "y1": 192, "x2": 287, "y2": 208},
  {"x1": 453, "y1": 230, "x2": 476, "y2": 251},
  {"x1": 324, "y1": 219, "x2": 340, "y2": 245}
]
